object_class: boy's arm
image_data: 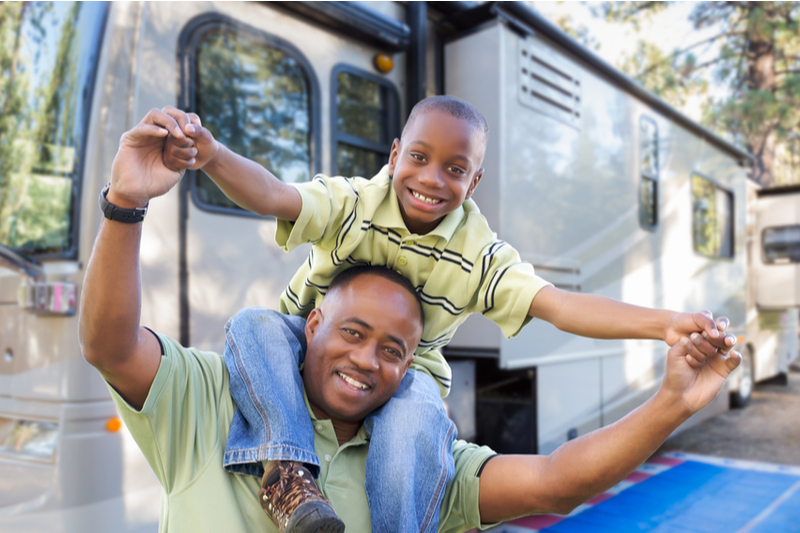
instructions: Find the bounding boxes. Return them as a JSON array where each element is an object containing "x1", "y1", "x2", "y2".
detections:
[
  {"x1": 477, "y1": 335, "x2": 741, "y2": 522},
  {"x1": 161, "y1": 106, "x2": 302, "y2": 221},
  {"x1": 528, "y1": 285, "x2": 736, "y2": 359}
]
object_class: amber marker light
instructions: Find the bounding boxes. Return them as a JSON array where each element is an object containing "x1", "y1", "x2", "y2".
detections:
[
  {"x1": 736, "y1": 336, "x2": 745, "y2": 344},
  {"x1": 106, "y1": 417, "x2": 122, "y2": 432},
  {"x1": 374, "y1": 53, "x2": 394, "y2": 73}
]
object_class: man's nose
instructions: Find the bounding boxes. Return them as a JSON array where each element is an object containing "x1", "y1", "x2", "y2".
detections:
[{"x1": 349, "y1": 343, "x2": 380, "y2": 372}]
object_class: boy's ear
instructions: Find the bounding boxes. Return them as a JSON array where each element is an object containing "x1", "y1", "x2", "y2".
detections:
[
  {"x1": 388, "y1": 138, "x2": 401, "y2": 175},
  {"x1": 466, "y1": 168, "x2": 484, "y2": 200}
]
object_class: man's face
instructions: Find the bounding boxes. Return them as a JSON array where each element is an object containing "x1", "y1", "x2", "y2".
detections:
[
  {"x1": 388, "y1": 109, "x2": 485, "y2": 235},
  {"x1": 302, "y1": 274, "x2": 423, "y2": 423}
]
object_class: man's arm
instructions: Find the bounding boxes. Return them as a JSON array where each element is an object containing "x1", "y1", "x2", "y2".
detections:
[
  {"x1": 161, "y1": 107, "x2": 302, "y2": 220},
  {"x1": 79, "y1": 109, "x2": 188, "y2": 410},
  {"x1": 529, "y1": 285, "x2": 736, "y2": 361},
  {"x1": 477, "y1": 336, "x2": 742, "y2": 522}
]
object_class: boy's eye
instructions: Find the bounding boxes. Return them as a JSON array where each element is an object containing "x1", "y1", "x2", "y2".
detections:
[{"x1": 448, "y1": 166, "x2": 466, "y2": 175}]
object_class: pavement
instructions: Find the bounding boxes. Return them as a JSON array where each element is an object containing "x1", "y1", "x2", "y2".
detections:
[{"x1": 483, "y1": 452, "x2": 800, "y2": 532}]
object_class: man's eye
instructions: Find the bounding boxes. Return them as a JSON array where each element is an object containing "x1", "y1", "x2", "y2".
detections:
[
  {"x1": 343, "y1": 328, "x2": 361, "y2": 338},
  {"x1": 385, "y1": 347, "x2": 402, "y2": 359},
  {"x1": 411, "y1": 153, "x2": 425, "y2": 162}
]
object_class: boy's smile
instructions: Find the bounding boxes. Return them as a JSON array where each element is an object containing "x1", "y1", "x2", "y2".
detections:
[{"x1": 388, "y1": 109, "x2": 485, "y2": 235}]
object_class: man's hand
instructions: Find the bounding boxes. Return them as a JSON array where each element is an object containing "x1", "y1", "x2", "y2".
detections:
[
  {"x1": 161, "y1": 106, "x2": 219, "y2": 172},
  {"x1": 109, "y1": 107, "x2": 191, "y2": 208},
  {"x1": 661, "y1": 333, "x2": 742, "y2": 415},
  {"x1": 665, "y1": 312, "x2": 736, "y2": 368}
]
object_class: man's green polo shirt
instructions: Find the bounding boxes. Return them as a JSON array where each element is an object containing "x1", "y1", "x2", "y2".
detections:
[
  {"x1": 276, "y1": 166, "x2": 551, "y2": 397},
  {"x1": 108, "y1": 333, "x2": 496, "y2": 533}
]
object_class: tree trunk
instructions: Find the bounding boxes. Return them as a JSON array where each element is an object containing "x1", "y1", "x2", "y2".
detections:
[{"x1": 744, "y1": 2, "x2": 777, "y2": 187}]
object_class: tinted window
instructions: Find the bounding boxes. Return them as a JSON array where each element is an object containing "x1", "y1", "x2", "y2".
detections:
[
  {"x1": 763, "y1": 225, "x2": 800, "y2": 264},
  {"x1": 639, "y1": 117, "x2": 658, "y2": 229},
  {"x1": 333, "y1": 68, "x2": 398, "y2": 178},
  {"x1": 0, "y1": 2, "x2": 105, "y2": 254},
  {"x1": 193, "y1": 27, "x2": 311, "y2": 211},
  {"x1": 692, "y1": 174, "x2": 734, "y2": 258}
]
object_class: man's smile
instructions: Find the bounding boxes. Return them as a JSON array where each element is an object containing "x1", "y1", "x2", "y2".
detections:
[{"x1": 336, "y1": 370, "x2": 372, "y2": 391}]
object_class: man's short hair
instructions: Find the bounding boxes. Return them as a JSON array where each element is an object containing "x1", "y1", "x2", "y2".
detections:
[
  {"x1": 329, "y1": 266, "x2": 424, "y2": 326},
  {"x1": 401, "y1": 95, "x2": 489, "y2": 149}
]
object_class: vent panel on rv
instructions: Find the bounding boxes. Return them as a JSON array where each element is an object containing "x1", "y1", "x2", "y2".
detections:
[{"x1": 518, "y1": 38, "x2": 581, "y2": 129}]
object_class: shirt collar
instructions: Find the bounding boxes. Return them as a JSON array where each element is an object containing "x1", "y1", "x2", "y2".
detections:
[
  {"x1": 303, "y1": 385, "x2": 369, "y2": 445},
  {"x1": 372, "y1": 165, "x2": 466, "y2": 242}
]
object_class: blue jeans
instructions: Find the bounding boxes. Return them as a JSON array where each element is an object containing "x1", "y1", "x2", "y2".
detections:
[{"x1": 223, "y1": 307, "x2": 457, "y2": 533}]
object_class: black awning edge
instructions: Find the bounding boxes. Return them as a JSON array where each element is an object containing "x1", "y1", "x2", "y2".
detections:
[{"x1": 275, "y1": 1, "x2": 410, "y2": 52}]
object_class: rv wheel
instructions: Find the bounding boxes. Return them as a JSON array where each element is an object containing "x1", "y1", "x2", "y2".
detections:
[{"x1": 730, "y1": 347, "x2": 753, "y2": 409}]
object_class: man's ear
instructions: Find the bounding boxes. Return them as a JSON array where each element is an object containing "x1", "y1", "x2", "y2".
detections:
[
  {"x1": 305, "y1": 308, "x2": 322, "y2": 343},
  {"x1": 465, "y1": 168, "x2": 484, "y2": 200},
  {"x1": 388, "y1": 138, "x2": 401, "y2": 176},
  {"x1": 402, "y1": 354, "x2": 415, "y2": 374}
]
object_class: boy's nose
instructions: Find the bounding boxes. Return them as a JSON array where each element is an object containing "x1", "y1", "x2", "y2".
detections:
[{"x1": 418, "y1": 168, "x2": 444, "y2": 188}]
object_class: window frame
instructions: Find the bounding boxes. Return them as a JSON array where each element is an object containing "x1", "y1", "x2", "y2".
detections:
[
  {"x1": 638, "y1": 115, "x2": 659, "y2": 231},
  {"x1": 761, "y1": 224, "x2": 800, "y2": 265},
  {"x1": 179, "y1": 14, "x2": 321, "y2": 218},
  {"x1": 0, "y1": 2, "x2": 109, "y2": 260},
  {"x1": 690, "y1": 172, "x2": 735, "y2": 260},
  {"x1": 330, "y1": 63, "x2": 400, "y2": 177}
]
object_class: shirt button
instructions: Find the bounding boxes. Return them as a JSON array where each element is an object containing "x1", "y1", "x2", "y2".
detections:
[
  {"x1": 324, "y1": 454, "x2": 332, "y2": 462},
  {"x1": 315, "y1": 424, "x2": 323, "y2": 431},
  {"x1": 398, "y1": 257, "x2": 407, "y2": 266},
  {"x1": 406, "y1": 239, "x2": 416, "y2": 246},
  {"x1": 396, "y1": 270, "x2": 402, "y2": 275}
]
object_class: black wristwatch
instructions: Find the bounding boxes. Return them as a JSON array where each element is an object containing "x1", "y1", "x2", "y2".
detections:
[{"x1": 99, "y1": 183, "x2": 148, "y2": 223}]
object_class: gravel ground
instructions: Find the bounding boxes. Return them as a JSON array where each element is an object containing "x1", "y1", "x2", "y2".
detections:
[{"x1": 657, "y1": 366, "x2": 800, "y2": 465}]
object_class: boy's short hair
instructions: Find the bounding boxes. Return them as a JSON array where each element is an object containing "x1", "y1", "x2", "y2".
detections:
[
  {"x1": 329, "y1": 265, "x2": 424, "y2": 326},
  {"x1": 401, "y1": 95, "x2": 489, "y2": 149}
]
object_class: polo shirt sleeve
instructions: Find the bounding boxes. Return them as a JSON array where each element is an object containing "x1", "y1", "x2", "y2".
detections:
[
  {"x1": 106, "y1": 333, "x2": 229, "y2": 494},
  {"x1": 471, "y1": 241, "x2": 552, "y2": 338},
  {"x1": 275, "y1": 175, "x2": 361, "y2": 252},
  {"x1": 438, "y1": 440, "x2": 500, "y2": 532}
]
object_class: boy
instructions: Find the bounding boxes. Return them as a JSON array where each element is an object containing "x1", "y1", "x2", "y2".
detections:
[{"x1": 162, "y1": 97, "x2": 734, "y2": 533}]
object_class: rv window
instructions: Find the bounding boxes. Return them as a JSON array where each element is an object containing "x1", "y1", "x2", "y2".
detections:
[
  {"x1": 763, "y1": 225, "x2": 800, "y2": 264},
  {"x1": 192, "y1": 26, "x2": 312, "y2": 211},
  {"x1": 691, "y1": 174, "x2": 734, "y2": 258},
  {"x1": 0, "y1": 2, "x2": 105, "y2": 256},
  {"x1": 332, "y1": 67, "x2": 398, "y2": 178},
  {"x1": 639, "y1": 117, "x2": 658, "y2": 229}
]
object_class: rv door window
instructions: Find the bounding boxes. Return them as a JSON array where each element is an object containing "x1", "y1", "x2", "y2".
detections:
[
  {"x1": 763, "y1": 225, "x2": 800, "y2": 264},
  {"x1": 0, "y1": 2, "x2": 105, "y2": 256},
  {"x1": 332, "y1": 66, "x2": 398, "y2": 178},
  {"x1": 639, "y1": 117, "x2": 658, "y2": 229},
  {"x1": 691, "y1": 174, "x2": 734, "y2": 258},
  {"x1": 192, "y1": 26, "x2": 313, "y2": 212}
]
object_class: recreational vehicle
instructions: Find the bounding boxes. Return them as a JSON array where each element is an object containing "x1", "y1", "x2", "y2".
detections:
[{"x1": 0, "y1": 2, "x2": 796, "y2": 530}]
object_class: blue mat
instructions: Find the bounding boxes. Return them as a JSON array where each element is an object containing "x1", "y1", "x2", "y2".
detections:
[{"x1": 543, "y1": 461, "x2": 800, "y2": 532}]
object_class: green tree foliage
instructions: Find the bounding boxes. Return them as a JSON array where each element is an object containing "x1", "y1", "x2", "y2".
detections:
[{"x1": 600, "y1": 2, "x2": 800, "y2": 187}]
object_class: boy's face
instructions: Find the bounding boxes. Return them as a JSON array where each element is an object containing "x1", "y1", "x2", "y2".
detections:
[{"x1": 388, "y1": 110, "x2": 485, "y2": 235}]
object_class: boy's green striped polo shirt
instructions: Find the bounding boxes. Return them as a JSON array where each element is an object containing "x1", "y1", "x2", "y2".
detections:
[{"x1": 276, "y1": 166, "x2": 551, "y2": 397}]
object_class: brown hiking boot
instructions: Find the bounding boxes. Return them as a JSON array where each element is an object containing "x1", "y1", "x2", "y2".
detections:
[{"x1": 259, "y1": 461, "x2": 345, "y2": 533}]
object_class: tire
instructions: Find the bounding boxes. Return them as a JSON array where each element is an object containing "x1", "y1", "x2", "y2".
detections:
[{"x1": 730, "y1": 348, "x2": 754, "y2": 409}]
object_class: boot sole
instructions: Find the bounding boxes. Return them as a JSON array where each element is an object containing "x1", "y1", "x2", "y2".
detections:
[{"x1": 286, "y1": 500, "x2": 345, "y2": 533}]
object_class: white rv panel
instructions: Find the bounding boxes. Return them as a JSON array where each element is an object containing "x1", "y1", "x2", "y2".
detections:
[{"x1": 754, "y1": 191, "x2": 800, "y2": 309}]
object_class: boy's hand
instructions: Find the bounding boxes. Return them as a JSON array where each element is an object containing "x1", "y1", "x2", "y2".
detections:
[
  {"x1": 665, "y1": 312, "x2": 736, "y2": 367},
  {"x1": 661, "y1": 334, "x2": 741, "y2": 415},
  {"x1": 160, "y1": 106, "x2": 219, "y2": 171}
]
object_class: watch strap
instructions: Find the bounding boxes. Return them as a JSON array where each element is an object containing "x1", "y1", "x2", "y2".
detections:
[{"x1": 99, "y1": 183, "x2": 148, "y2": 223}]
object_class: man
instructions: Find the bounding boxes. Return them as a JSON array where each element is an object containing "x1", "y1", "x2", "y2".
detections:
[{"x1": 79, "y1": 109, "x2": 741, "y2": 533}]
